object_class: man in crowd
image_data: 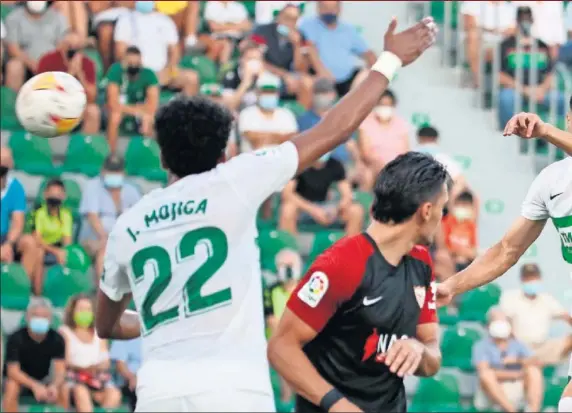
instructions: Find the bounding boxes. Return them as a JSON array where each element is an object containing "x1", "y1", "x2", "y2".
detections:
[
  {"x1": 4, "y1": 0, "x2": 68, "y2": 91},
  {"x1": 0, "y1": 147, "x2": 39, "y2": 283},
  {"x1": 37, "y1": 32, "x2": 101, "y2": 135},
  {"x1": 111, "y1": 337, "x2": 142, "y2": 412},
  {"x1": 2, "y1": 297, "x2": 66, "y2": 412},
  {"x1": 441, "y1": 191, "x2": 478, "y2": 272},
  {"x1": 500, "y1": 263, "x2": 572, "y2": 367},
  {"x1": 105, "y1": 46, "x2": 159, "y2": 153},
  {"x1": 472, "y1": 306, "x2": 543, "y2": 412}
]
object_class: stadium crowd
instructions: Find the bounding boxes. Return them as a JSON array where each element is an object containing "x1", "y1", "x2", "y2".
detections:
[{"x1": 0, "y1": 0, "x2": 569, "y2": 412}]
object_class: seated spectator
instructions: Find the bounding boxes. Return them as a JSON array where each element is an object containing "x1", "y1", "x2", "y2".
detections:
[
  {"x1": 2, "y1": 298, "x2": 66, "y2": 412},
  {"x1": 297, "y1": 78, "x2": 354, "y2": 164},
  {"x1": 279, "y1": 152, "x2": 364, "y2": 235},
  {"x1": 461, "y1": 1, "x2": 516, "y2": 87},
  {"x1": 105, "y1": 46, "x2": 159, "y2": 152},
  {"x1": 79, "y1": 155, "x2": 141, "y2": 280},
  {"x1": 357, "y1": 90, "x2": 410, "y2": 191},
  {"x1": 201, "y1": 1, "x2": 251, "y2": 65},
  {"x1": 473, "y1": 306, "x2": 543, "y2": 412},
  {"x1": 513, "y1": 0, "x2": 566, "y2": 58},
  {"x1": 87, "y1": 1, "x2": 132, "y2": 71},
  {"x1": 0, "y1": 147, "x2": 40, "y2": 290},
  {"x1": 299, "y1": 0, "x2": 376, "y2": 97},
  {"x1": 441, "y1": 191, "x2": 478, "y2": 272},
  {"x1": 114, "y1": 1, "x2": 198, "y2": 96},
  {"x1": 498, "y1": 6, "x2": 566, "y2": 128},
  {"x1": 238, "y1": 72, "x2": 298, "y2": 152},
  {"x1": 255, "y1": 1, "x2": 305, "y2": 25},
  {"x1": 52, "y1": 1, "x2": 89, "y2": 42},
  {"x1": 110, "y1": 338, "x2": 142, "y2": 412},
  {"x1": 4, "y1": 1, "x2": 68, "y2": 91},
  {"x1": 59, "y1": 294, "x2": 121, "y2": 412},
  {"x1": 253, "y1": 4, "x2": 318, "y2": 109},
  {"x1": 37, "y1": 32, "x2": 100, "y2": 135},
  {"x1": 156, "y1": 1, "x2": 200, "y2": 52},
  {"x1": 560, "y1": 1, "x2": 572, "y2": 66},
  {"x1": 28, "y1": 179, "x2": 72, "y2": 294},
  {"x1": 501, "y1": 264, "x2": 572, "y2": 367}
]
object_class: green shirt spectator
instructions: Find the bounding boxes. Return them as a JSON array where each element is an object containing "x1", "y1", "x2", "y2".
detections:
[{"x1": 105, "y1": 61, "x2": 159, "y2": 105}]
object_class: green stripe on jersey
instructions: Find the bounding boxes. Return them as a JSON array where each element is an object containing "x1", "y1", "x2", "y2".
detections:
[{"x1": 553, "y1": 215, "x2": 572, "y2": 264}]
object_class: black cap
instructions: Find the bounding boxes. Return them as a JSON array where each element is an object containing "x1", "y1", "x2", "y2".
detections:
[
  {"x1": 520, "y1": 263, "x2": 540, "y2": 276},
  {"x1": 103, "y1": 154, "x2": 125, "y2": 172}
]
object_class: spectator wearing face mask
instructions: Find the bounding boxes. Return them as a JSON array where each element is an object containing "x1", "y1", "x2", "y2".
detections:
[
  {"x1": 78, "y1": 155, "x2": 141, "y2": 281},
  {"x1": 238, "y1": 72, "x2": 298, "y2": 152},
  {"x1": 500, "y1": 264, "x2": 572, "y2": 367},
  {"x1": 473, "y1": 307, "x2": 543, "y2": 412},
  {"x1": 299, "y1": 0, "x2": 376, "y2": 97},
  {"x1": 357, "y1": 90, "x2": 410, "y2": 191},
  {"x1": 37, "y1": 32, "x2": 100, "y2": 135},
  {"x1": 4, "y1": 0, "x2": 68, "y2": 91},
  {"x1": 104, "y1": 46, "x2": 158, "y2": 153},
  {"x1": 498, "y1": 6, "x2": 567, "y2": 128},
  {"x1": 441, "y1": 191, "x2": 478, "y2": 272},
  {"x1": 2, "y1": 298, "x2": 66, "y2": 412}
]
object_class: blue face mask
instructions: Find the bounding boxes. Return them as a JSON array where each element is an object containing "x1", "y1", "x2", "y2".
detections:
[
  {"x1": 319, "y1": 152, "x2": 331, "y2": 163},
  {"x1": 29, "y1": 317, "x2": 50, "y2": 335},
  {"x1": 135, "y1": 1, "x2": 154, "y2": 13},
  {"x1": 258, "y1": 94, "x2": 279, "y2": 110},
  {"x1": 320, "y1": 13, "x2": 338, "y2": 25},
  {"x1": 522, "y1": 280, "x2": 542, "y2": 296},
  {"x1": 277, "y1": 24, "x2": 290, "y2": 37},
  {"x1": 103, "y1": 173, "x2": 125, "y2": 189}
]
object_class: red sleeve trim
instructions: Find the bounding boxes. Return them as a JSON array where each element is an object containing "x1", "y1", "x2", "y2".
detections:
[
  {"x1": 409, "y1": 245, "x2": 438, "y2": 325},
  {"x1": 287, "y1": 235, "x2": 373, "y2": 332}
]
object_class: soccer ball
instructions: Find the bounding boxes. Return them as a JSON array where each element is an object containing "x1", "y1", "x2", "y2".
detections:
[{"x1": 16, "y1": 71, "x2": 87, "y2": 138}]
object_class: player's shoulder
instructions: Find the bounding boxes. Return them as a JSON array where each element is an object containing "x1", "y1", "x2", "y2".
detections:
[
  {"x1": 408, "y1": 245, "x2": 433, "y2": 266},
  {"x1": 314, "y1": 233, "x2": 376, "y2": 275},
  {"x1": 534, "y1": 157, "x2": 571, "y2": 187}
]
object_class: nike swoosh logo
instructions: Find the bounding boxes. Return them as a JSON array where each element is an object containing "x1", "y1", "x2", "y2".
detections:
[
  {"x1": 550, "y1": 192, "x2": 564, "y2": 201},
  {"x1": 363, "y1": 296, "x2": 383, "y2": 306}
]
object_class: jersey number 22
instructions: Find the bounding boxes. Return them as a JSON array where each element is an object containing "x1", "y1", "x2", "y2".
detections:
[{"x1": 130, "y1": 227, "x2": 230, "y2": 334}]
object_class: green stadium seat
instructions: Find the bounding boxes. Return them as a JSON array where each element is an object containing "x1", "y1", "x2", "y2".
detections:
[
  {"x1": 410, "y1": 373, "x2": 461, "y2": 412},
  {"x1": 43, "y1": 265, "x2": 93, "y2": 308},
  {"x1": 159, "y1": 89, "x2": 177, "y2": 105},
  {"x1": 441, "y1": 326, "x2": 482, "y2": 372},
  {"x1": 458, "y1": 284, "x2": 501, "y2": 323},
  {"x1": 1, "y1": 263, "x2": 31, "y2": 310},
  {"x1": 63, "y1": 133, "x2": 110, "y2": 177},
  {"x1": 35, "y1": 177, "x2": 82, "y2": 211},
  {"x1": 125, "y1": 137, "x2": 168, "y2": 182},
  {"x1": 8, "y1": 131, "x2": 59, "y2": 176},
  {"x1": 0, "y1": 2, "x2": 14, "y2": 20},
  {"x1": 437, "y1": 306, "x2": 460, "y2": 326},
  {"x1": 180, "y1": 55, "x2": 218, "y2": 84},
  {"x1": 430, "y1": 1, "x2": 459, "y2": 29},
  {"x1": 64, "y1": 244, "x2": 92, "y2": 274},
  {"x1": 307, "y1": 230, "x2": 345, "y2": 264},
  {"x1": 240, "y1": 1, "x2": 256, "y2": 19},
  {"x1": 543, "y1": 377, "x2": 567, "y2": 410},
  {"x1": 24, "y1": 403, "x2": 63, "y2": 412},
  {"x1": 258, "y1": 229, "x2": 298, "y2": 271},
  {"x1": 280, "y1": 100, "x2": 306, "y2": 117},
  {"x1": 83, "y1": 48, "x2": 104, "y2": 83},
  {"x1": 0, "y1": 86, "x2": 21, "y2": 131},
  {"x1": 411, "y1": 112, "x2": 431, "y2": 128}
]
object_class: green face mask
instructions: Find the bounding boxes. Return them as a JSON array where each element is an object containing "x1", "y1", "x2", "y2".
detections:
[{"x1": 74, "y1": 311, "x2": 94, "y2": 328}]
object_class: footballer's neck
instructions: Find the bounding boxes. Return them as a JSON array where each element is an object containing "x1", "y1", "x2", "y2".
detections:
[{"x1": 366, "y1": 221, "x2": 418, "y2": 267}]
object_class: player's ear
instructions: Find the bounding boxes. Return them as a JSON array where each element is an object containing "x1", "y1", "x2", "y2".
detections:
[{"x1": 419, "y1": 202, "x2": 433, "y2": 223}]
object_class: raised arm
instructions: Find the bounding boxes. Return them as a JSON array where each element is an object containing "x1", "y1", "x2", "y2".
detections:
[
  {"x1": 503, "y1": 112, "x2": 572, "y2": 155},
  {"x1": 291, "y1": 17, "x2": 437, "y2": 174}
]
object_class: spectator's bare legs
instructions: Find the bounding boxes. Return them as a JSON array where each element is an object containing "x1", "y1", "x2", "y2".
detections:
[
  {"x1": 170, "y1": 1, "x2": 200, "y2": 53},
  {"x1": 32, "y1": 247, "x2": 46, "y2": 296},
  {"x1": 14, "y1": 235, "x2": 40, "y2": 285},
  {"x1": 2, "y1": 378, "x2": 22, "y2": 413},
  {"x1": 465, "y1": 29, "x2": 480, "y2": 87},
  {"x1": 53, "y1": 1, "x2": 89, "y2": 41},
  {"x1": 139, "y1": 113, "x2": 154, "y2": 138},
  {"x1": 284, "y1": 73, "x2": 313, "y2": 109},
  {"x1": 279, "y1": 197, "x2": 299, "y2": 234},
  {"x1": 218, "y1": 39, "x2": 234, "y2": 65},
  {"x1": 523, "y1": 364, "x2": 543, "y2": 411},
  {"x1": 92, "y1": 387, "x2": 122, "y2": 409},
  {"x1": 72, "y1": 383, "x2": 94, "y2": 413},
  {"x1": 5, "y1": 58, "x2": 26, "y2": 91},
  {"x1": 106, "y1": 109, "x2": 123, "y2": 153},
  {"x1": 340, "y1": 203, "x2": 364, "y2": 236},
  {"x1": 82, "y1": 104, "x2": 102, "y2": 135},
  {"x1": 159, "y1": 68, "x2": 199, "y2": 96},
  {"x1": 478, "y1": 368, "x2": 517, "y2": 412},
  {"x1": 96, "y1": 23, "x2": 115, "y2": 71}
]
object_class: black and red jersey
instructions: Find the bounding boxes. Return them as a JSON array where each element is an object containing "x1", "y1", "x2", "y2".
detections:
[{"x1": 287, "y1": 233, "x2": 438, "y2": 413}]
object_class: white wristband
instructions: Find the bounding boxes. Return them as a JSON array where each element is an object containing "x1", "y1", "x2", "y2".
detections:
[{"x1": 372, "y1": 51, "x2": 403, "y2": 82}]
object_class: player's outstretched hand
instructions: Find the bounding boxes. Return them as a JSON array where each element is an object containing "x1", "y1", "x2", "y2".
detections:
[
  {"x1": 384, "y1": 16, "x2": 438, "y2": 67},
  {"x1": 435, "y1": 282, "x2": 454, "y2": 308},
  {"x1": 384, "y1": 338, "x2": 424, "y2": 378},
  {"x1": 503, "y1": 112, "x2": 549, "y2": 139}
]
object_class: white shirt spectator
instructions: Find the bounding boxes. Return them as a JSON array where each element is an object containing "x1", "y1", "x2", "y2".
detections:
[
  {"x1": 204, "y1": 1, "x2": 249, "y2": 24},
  {"x1": 238, "y1": 106, "x2": 298, "y2": 152},
  {"x1": 513, "y1": 1, "x2": 566, "y2": 46},
  {"x1": 114, "y1": 11, "x2": 178, "y2": 72},
  {"x1": 461, "y1": 1, "x2": 517, "y2": 44},
  {"x1": 255, "y1": 1, "x2": 305, "y2": 25},
  {"x1": 500, "y1": 289, "x2": 567, "y2": 346}
]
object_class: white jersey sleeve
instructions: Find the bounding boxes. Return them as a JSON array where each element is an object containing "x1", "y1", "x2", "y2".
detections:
[
  {"x1": 222, "y1": 141, "x2": 299, "y2": 208},
  {"x1": 521, "y1": 167, "x2": 551, "y2": 221},
  {"x1": 99, "y1": 226, "x2": 131, "y2": 302}
]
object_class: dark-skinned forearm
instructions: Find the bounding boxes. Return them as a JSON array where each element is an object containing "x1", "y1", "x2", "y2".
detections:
[{"x1": 108, "y1": 311, "x2": 141, "y2": 340}]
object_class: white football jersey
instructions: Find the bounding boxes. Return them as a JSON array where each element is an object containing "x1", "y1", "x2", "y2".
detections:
[
  {"x1": 521, "y1": 156, "x2": 572, "y2": 265},
  {"x1": 99, "y1": 142, "x2": 299, "y2": 402}
]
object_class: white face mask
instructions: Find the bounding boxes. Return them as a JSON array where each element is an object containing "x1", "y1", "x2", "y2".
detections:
[
  {"x1": 26, "y1": 1, "x2": 48, "y2": 14},
  {"x1": 375, "y1": 105, "x2": 394, "y2": 120},
  {"x1": 452, "y1": 207, "x2": 473, "y2": 221},
  {"x1": 489, "y1": 320, "x2": 511, "y2": 339}
]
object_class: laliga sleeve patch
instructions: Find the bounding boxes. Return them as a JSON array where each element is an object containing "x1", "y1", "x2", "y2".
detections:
[{"x1": 297, "y1": 271, "x2": 329, "y2": 308}]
